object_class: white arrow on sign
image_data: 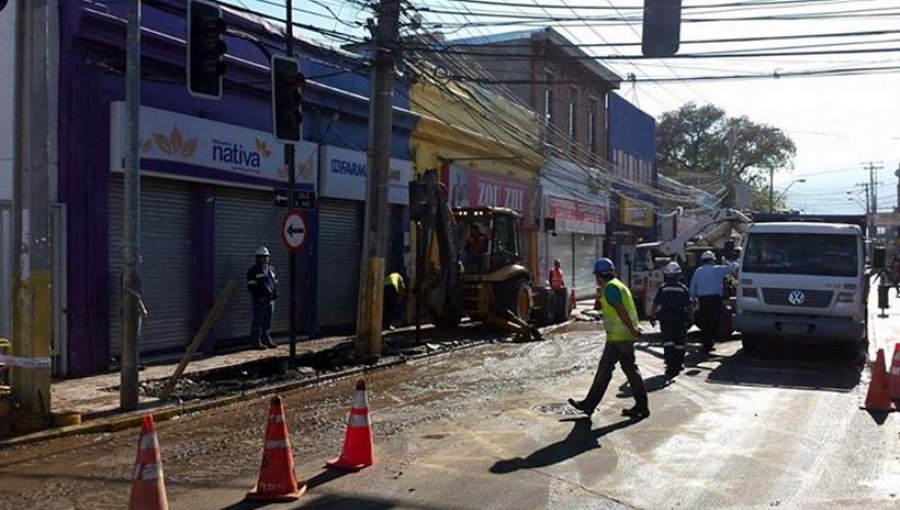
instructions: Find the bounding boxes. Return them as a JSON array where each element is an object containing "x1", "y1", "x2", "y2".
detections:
[{"x1": 281, "y1": 211, "x2": 307, "y2": 252}]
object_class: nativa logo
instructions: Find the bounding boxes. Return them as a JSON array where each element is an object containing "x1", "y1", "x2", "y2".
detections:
[
  {"x1": 212, "y1": 138, "x2": 271, "y2": 168},
  {"x1": 331, "y1": 158, "x2": 367, "y2": 177}
]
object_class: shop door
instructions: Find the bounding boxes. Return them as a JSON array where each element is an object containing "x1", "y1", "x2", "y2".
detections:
[
  {"x1": 574, "y1": 235, "x2": 602, "y2": 299},
  {"x1": 109, "y1": 177, "x2": 193, "y2": 357},
  {"x1": 213, "y1": 187, "x2": 291, "y2": 344},
  {"x1": 316, "y1": 199, "x2": 363, "y2": 330}
]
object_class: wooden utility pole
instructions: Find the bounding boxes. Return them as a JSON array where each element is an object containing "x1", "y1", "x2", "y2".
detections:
[
  {"x1": 11, "y1": 0, "x2": 53, "y2": 416},
  {"x1": 356, "y1": 0, "x2": 401, "y2": 359},
  {"x1": 120, "y1": 0, "x2": 142, "y2": 411}
]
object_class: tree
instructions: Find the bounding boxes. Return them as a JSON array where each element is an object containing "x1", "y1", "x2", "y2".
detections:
[{"x1": 656, "y1": 103, "x2": 797, "y2": 205}]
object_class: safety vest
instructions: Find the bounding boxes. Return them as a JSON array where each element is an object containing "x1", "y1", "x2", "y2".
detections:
[
  {"x1": 385, "y1": 272, "x2": 403, "y2": 292},
  {"x1": 600, "y1": 278, "x2": 640, "y2": 343},
  {"x1": 550, "y1": 267, "x2": 564, "y2": 290}
]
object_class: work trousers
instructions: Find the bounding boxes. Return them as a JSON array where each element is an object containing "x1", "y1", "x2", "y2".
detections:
[
  {"x1": 383, "y1": 286, "x2": 399, "y2": 328},
  {"x1": 581, "y1": 341, "x2": 648, "y2": 413},
  {"x1": 553, "y1": 287, "x2": 568, "y2": 323},
  {"x1": 660, "y1": 317, "x2": 687, "y2": 371},
  {"x1": 251, "y1": 298, "x2": 275, "y2": 346},
  {"x1": 697, "y1": 295, "x2": 723, "y2": 351}
]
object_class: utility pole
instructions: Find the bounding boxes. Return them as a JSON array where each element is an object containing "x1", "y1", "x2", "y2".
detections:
[
  {"x1": 862, "y1": 161, "x2": 882, "y2": 213},
  {"x1": 356, "y1": 0, "x2": 401, "y2": 359},
  {"x1": 120, "y1": 0, "x2": 142, "y2": 411},
  {"x1": 284, "y1": 0, "x2": 298, "y2": 366},
  {"x1": 768, "y1": 167, "x2": 774, "y2": 213},
  {"x1": 11, "y1": 0, "x2": 53, "y2": 416}
]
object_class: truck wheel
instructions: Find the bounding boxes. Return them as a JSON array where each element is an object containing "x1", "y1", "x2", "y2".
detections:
[{"x1": 741, "y1": 335, "x2": 760, "y2": 355}]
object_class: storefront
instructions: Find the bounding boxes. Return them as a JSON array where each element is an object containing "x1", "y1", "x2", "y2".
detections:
[
  {"x1": 316, "y1": 145, "x2": 413, "y2": 330},
  {"x1": 444, "y1": 163, "x2": 541, "y2": 275},
  {"x1": 539, "y1": 157, "x2": 609, "y2": 298}
]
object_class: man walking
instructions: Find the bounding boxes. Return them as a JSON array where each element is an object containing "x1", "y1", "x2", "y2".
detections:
[
  {"x1": 247, "y1": 246, "x2": 278, "y2": 349},
  {"x1": 689, "y1": 250, "x2": 739, "y2": 355},
  {"x1": 569, "y1": 258, "x2": 649, "y2": 420},
  {"x1": 652, "y1": 262, "x2": 691, "y2": 378},
  {"x1": 383, "y1": 271, "x2": 406, "y2": 330}
]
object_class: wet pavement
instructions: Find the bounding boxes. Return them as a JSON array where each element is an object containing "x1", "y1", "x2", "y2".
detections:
[{"x1": 0, "y1": 317, "x2": 897, "y2": 510}]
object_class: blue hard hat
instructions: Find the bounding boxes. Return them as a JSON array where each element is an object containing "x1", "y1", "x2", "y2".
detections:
[{"x1": 594, "y1": 257, "x2": 615, "y2": 275}]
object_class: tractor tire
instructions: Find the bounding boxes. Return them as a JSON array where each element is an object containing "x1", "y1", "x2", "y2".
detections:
[{"x1": 495, "y1": 276, "x2": 531, "y2": 323}]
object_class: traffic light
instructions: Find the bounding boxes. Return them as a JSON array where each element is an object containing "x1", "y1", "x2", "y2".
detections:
[
  {"x1": 271, "y1": 55, "x2": 304, "y2": 143},
  {"x1": 641, "y1": 0, "x2": 682, "y2": 57},
  {"x1": 188, "y1": 0, "x2": 227, "y2": 99}
]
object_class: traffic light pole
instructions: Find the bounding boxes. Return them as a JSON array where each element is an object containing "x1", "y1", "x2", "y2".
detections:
[
  {"x1": 120, "y1": 0, "x2": 142, "y2": 411},
  {"x1": 285, "y1": 0, "x2": 298, "y2": 366},
  {"x1": 356, "y1": 0, "x2": 401, "y2": 359}
]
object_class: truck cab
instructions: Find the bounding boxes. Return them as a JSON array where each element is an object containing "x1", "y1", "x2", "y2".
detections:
[{"x1": 734, "y1": 222, "x2": 866, "y2": 353}]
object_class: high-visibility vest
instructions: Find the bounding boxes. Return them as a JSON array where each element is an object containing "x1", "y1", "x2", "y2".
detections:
[
  {"x1": 600, "y1": 278, "x2": 640, "y2": 343},
  {"x1": 550, "y1": 267, "x2": 565, "y2": 289},
  {"x1": 385, "y1": 272, "x2": 403, "y2": 292}
]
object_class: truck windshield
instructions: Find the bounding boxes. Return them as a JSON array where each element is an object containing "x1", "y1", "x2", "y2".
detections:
[{"x1": 742, "y1": 233, "x2": 858, "y2": 277}]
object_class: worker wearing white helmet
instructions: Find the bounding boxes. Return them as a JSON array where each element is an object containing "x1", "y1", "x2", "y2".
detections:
[
  {"x1": 652, "y1": 261, "x2": 692, "y2": 377},
  {"x1": 246, "y1": 246, "x2": 279, "y2": 350},
  {"x1": 689, "y1": 250, "x2": 740, "y2": 355}
]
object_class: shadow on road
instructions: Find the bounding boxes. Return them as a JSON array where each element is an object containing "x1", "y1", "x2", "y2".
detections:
[
  {"x1": 216, "y1": 470, "x2": 352, "y2": 510},
  {"x1": 488, "y1": 417, "x2": 636, "y2": 474},
  {"x1": 706, "y1": 346, "x2": 862, "y2": 392}
]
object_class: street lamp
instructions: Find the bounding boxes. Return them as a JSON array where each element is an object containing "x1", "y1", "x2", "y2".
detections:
[{"x1": 771, "y1": 178, "x2": 807, "y2": 212}]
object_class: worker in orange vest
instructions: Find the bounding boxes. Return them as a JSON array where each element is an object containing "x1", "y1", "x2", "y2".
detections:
[{"x1": 550, "y1": 259, "x2": 567, "y2": 322}]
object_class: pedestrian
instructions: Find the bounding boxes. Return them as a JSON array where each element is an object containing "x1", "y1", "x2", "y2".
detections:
[
  {"x1": 892, "y1": 255, "x2": 900, "y2": 298},
  {"x1": 689, "y1": 250, "x2": 739, "y2": 355},
  {"x1": 549, "y1": 258, "x2": 567, "y2": 322},
  {"x1": 568, "y1": 258, "x2": 649, "y2": 420},
  {"x1": 246, "y1": 246, "x2": 278, "y2": 349},
  {"x1": 383, "y1": 271, "x2": 406, "y2": 330},
  {"x1": 651, "y1": 261, "x2": 691, "y2": 378}
]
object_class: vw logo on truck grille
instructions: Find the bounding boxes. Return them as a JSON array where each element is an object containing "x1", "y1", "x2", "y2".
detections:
[{"x1": 788, "y1": 290, "x2": 806, "y2": 305}]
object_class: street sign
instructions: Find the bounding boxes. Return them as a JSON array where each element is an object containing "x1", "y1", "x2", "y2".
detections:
[
  {"x1": 281, "y1": 210, "x2": 307, "y2": 253},
  {"x1": 274, "y1": 188, "x2": 316, "y2": 210}
]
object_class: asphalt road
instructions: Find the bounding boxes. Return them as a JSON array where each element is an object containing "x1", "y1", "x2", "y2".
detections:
[{"x1": 0, "y1": 321, "x2": 897, "y2": 510}]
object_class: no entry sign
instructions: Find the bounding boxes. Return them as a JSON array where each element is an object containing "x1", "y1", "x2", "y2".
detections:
[{"x1": 281, "y1": 210, "x2": 307, "y2": 253}]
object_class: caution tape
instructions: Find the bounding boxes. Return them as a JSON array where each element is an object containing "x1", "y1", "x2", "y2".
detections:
[{"x1": 0, "y1": 354, "x2": 52, "y2": 369}]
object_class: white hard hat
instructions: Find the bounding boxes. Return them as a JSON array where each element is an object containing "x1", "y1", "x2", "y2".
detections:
[
  {"x1": 663, "y1": 261, "x2": 682, "y2": 276},
  {"x1": 700, "y1": 250, "x2": 716, "y2": 261},
  {"x1": 255, "y1": 246, "x2": 270, "y2": 257}
]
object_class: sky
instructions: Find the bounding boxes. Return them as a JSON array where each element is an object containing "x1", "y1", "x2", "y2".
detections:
[{"x1": 236, "y1": 0, "x2": 900, "y2": 214}]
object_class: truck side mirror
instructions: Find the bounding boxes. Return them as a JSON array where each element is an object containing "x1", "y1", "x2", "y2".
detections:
[{"x1": 873, "y1": 246, "x2": 886, "y2": 270}]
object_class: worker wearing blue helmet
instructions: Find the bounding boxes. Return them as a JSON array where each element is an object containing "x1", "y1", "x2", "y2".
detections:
[{"x1": 568, "y1": 258, "x2": 649, "y2": 420}]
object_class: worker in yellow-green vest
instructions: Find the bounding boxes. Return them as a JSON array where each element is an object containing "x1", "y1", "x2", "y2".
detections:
[
  {"x1": 569, "y1": 258, "x2": 650, "y2": 420},
  {"x1": 383, "y1": 272, "x2": 406, "y2": 331}
]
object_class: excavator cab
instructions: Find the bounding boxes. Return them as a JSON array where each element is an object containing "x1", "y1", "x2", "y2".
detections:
[{"x1": 456, "y1": 208, "x2": 523, "y2": 275}]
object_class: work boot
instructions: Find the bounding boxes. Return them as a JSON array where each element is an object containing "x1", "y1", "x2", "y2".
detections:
[
  {"x1": 264, "y1": 341, "x2": 277, "y2": 349},
  {"x1": 664, "y1": 367, "x2": 678, "y2": 379},
  {"x1": 253, "y1": 341, "x2": 267, "y2": 350},
  {"x1": 621, "y1": 406, "x2": 650, "y2": 420},
  {"x1": 567, "y1": 398, "x2": 593, "y2": 417}
]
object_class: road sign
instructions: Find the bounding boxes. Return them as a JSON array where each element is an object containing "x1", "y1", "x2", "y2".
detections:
[
  {"x1": 281, "y1": 210, "x2": 307, "y2": 253},
  {"x1": 274, "y1": 188, "x2": 316, "y2": 210}
]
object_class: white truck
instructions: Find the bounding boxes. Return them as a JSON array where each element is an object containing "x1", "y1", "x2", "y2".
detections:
[{"x1": 734, "y1": 222, "x2": 867, "y2": 353}]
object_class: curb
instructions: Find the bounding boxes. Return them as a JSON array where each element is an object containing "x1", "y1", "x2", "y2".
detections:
[{"x1": 0, "y1": 320, "x2": 571, "y2": 448}]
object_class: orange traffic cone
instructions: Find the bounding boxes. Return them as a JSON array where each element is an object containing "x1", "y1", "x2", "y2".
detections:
[
  {"x1": 326, "y1": 379, "x2": 374, "y2": 471},
  {"x1": 128, "y1": 415, "x2": 169, "y2": 510},
  {"x1": 246, "y1": 396, "x2": 306, "y2": 501},
  {"x1": 888, "y1": 343, "x2": 900, "y2": 402},
  {"x1": 864, "y1": 349, "x2": 894, "y2": 412}
]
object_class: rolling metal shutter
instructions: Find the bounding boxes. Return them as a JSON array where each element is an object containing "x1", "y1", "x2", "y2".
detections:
[
  {"x1": 316, "y1": 199, "x2": 363, "y2": 329},
  {"x1": 547, "y1": 233, "x2": 574, "y2": 290},
  {"x1": 213, "y1": 187, "x2": 290, "y2": 344},
  {"x1": 574, "y1": 235, "x2": 603, "y2": 299},
  {"x1": 109, "y1": 177, "x2": 193, "y2": 356}
]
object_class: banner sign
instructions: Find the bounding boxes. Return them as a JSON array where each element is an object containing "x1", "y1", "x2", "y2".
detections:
[
  {"x1": 110, "y1": 102, "x2": 318, "y2": 186},
  {"x1": 447, "y1": 164, "x2": 540, "y2": 224},
  {"x1": 546, "y1": 195, "x2": 607, "y2": 235},
  {"x1": 318, "y1": 145, "x2": 413, "y2": 205}
]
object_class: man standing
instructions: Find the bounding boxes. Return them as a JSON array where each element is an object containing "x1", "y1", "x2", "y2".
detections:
[
  {"x1": 383, "y1": 271, "x2": 406, "y2": 330},
  {"x1": 569, "y1": 258, "x2": 649, "y2": 420},
  {"x1": 652, "y1": 262, "x2": 691, "y2": 378},
  {"x1": 247, "y1": 246, "x2": 278, "y2": 349},
  {"x1": 689, "y1": 250, "x2": 739, "y2": 355},
  {"x1": 549, "y1": 259, "x2": 566, "y2": 322}
]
